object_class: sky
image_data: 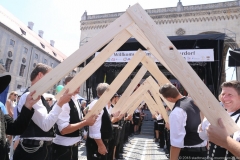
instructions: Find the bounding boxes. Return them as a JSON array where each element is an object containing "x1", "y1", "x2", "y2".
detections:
[{"x1": 0, "y1": 0, "x2": 236, "y2": 80}]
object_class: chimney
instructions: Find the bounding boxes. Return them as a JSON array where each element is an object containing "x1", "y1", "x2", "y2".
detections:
[
  {"x1": 81, "y1": 10, "x2": 87, "y2": 21},
  {"x1": 38, "y1": 30, "x2": 44, "y2": 38},
  {"x1": 50, "y1": 40, "x2": 55, "y2": 47},
  {"x1": 28, "y1": 22, "x2": 34, "y2": 30}
]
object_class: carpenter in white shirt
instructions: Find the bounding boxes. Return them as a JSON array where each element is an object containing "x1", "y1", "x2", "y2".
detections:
[
  {"x1": 88, "y1": 100, "x2": 108, "y2": 139},
  {"x1": 53, "y1": 95, "x2": 83, "y2": 146},
  {"x1": 17, "y1": 92, "x2": 62, "y2": 141},
  {"x1": 170, "y1": 107, "x2": 207, "y2": 148}
]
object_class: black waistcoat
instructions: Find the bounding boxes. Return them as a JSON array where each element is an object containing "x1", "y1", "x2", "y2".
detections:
[
  {"x1": 55, "y1": 99, "x2": 81, "y2": 137},
  {"x1": 208, "y1": 109, "x2": 240, "y2": 159},
  {"x1": 134, "y1": 112, "x2": 140, "y2": 119},
  {"x1": 20, "y1": 96, "x2": 54, "y2": 138},
  {"x1": 173, "y1": 97, "x2": 203, "y2": 146},
  {"x1": 101, "y1": 107, "x2": 113, "y2": 140}
]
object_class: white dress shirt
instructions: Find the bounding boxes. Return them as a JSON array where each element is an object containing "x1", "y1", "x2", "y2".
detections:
[
  {"x1": 106, "y1": 105, "x2": 112, "y2": 115},
  {"x1": 53, "y1": 95, "x2": 82, "y2": 146},
  {"x1": 18, "y1": 92, "x2": 62, "y2": 141},
  {"x1": 169, "y1": 107, "x2": 207, "y2": 148},
  {"x1": 134, "y1": 109, "x2": 140, "y2": 118},
  {"x1": 88, "y1": 100, "x2": 106, "y2": 139},
  {"x1": 156, "y1": 114, "x2": 163, "y2": 120},
  {"x1": 199, "y1": 112, "x2": 240, "y2": 142}
]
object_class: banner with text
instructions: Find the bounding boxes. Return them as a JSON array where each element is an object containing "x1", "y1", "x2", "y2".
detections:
[{"x1": 95, "y1": 49, "x2": 214, "y2": 62}]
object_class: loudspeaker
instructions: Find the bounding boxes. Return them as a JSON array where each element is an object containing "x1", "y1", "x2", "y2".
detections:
[{"x1": 228, "y1": 56, "x2": 240, "y2": 67}]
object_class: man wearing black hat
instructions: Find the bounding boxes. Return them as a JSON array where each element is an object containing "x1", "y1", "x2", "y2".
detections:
[
  {"x1": 0, "y1": 73, "x2": 40, "y2": 160},
  {"x1": 13, "y1": 63, "x2": 73, "y2": 160}
]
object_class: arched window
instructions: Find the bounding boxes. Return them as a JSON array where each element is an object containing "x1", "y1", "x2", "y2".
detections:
[
  {"x1": 22, "y1": 58, "x2": 26, "y2": 63},
  {"x1": 8, "y1": 51, "x2": 12, "y2": 57},
  {"x1": 19, "y1": 64, "x2": 26, "y2": 76},
  {"x1": 5, "y1": 58, "x2": 13, "y2": 72},
  {"x1": 35, "y1": 53, "x2": 38, "y2": 59}
]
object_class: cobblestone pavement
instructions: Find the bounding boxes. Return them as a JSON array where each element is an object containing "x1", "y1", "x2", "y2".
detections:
[
  {"x1": 123, "y1": 134, "x2": 169, "y2": 160},
  {"x1": 78, "y1": 134, "x2": 169, "y2": 160}
]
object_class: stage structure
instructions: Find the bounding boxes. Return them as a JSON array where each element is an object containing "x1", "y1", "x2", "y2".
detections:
[
  {"x1": 88, "y1": 33, "x2": 225, "y2": 100},
  {"x1": 29, "y1": 3, "x2": 238, "y2": 134}
]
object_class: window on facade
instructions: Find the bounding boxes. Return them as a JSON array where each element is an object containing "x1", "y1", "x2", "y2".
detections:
[
  {"x1": 52, "y1": 51, "x2": 57, "y2": 56},
  {"x1": 8, "y1": 51, "x2": 12, "y2": 57},
  {"x1": 20, "y1": 28, "x2": 26, "y2": 35},
  {"x1": 72, "y1": 70, "x2": 76, "y2": 76},
  {"x1": 17, "y1": 84, "x2": 22, "y2": 89},
  {"x1": 40, "y1": 42, "x2": 45, "y2": 49},
  {"x1": 22, "y1": 58, "x2": 26, "y2": 63},
  {"x1": 10, "y1": 39, "x2": 15, "y2": 47},
  {"x1": 24, "y1": 47, "x2": 28, "y2": 54},
  {"x1": 35, "y1": 53, "x2": 38, "y2": 59},
  {"x1": 43, "y1": 59, "x2": 47, "y2": 64},
  {"x1": 5, "y1": 58, "x2": 13, "y2": 72},
  {"x1": 19, "y1": 64, "x2": 26, "y2": 76}
]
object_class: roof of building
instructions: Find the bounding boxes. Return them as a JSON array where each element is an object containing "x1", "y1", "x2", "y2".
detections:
[{"x1": 0, "y1": 5, "x2": 67, "y2": 62}]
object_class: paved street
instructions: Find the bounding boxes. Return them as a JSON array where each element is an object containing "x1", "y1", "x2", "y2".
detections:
[
  {"x1": 78, "y1": 134, "x2": 168, "y2": 160},
  {"x1": 78, "y1": 113, "x2": 169, "y2": 160}
]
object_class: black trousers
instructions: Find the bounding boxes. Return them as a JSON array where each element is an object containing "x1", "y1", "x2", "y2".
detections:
[
  {"x1": 108, "y1": 127, "x2": 119, "y2": 160},
  {"x1": 158, "y1": 124, "x2": 165, "y2": 148},
  {"x1": 124, "y1": 122, "x2": 129, "y2": 143},
  {"x1": 86, "y1": 137, "x2": 109, "y2": 160},
  {"x1": 13, "y1": 142, "x2": 52, "y2": 160},
  {"x1": 179, "y1": 149, "x2": 207, "y2": 160},
  {"x1": 52, "y1": 143, "x2": 78, "y2": 160},
  {"x1": 119, "y1": 124, "x2": 126, "y2": 153},
  {"x1": 164, "y1": 129, "x2": 171, "y2": 153},
  {"x1": 0, "y1": 143, "x2": 9, "y2": 160},
  {"x1": 116, "y1": 124, "x2": 125, "y2": 158}
]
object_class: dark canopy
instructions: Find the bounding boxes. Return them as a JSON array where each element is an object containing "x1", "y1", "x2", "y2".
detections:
[{"x1": 86, "y1": 33, "x2": 225, "y2": 100}]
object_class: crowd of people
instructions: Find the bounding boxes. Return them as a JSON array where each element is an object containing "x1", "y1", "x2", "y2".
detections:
[{"x1": 1, "y1": 62, "x2": 240, "y2": 160}]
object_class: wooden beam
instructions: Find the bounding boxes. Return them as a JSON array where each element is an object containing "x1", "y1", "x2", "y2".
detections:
[
  {"x1": 55, "y1": 30, "x2": 132, "y2": 100},
  {"x1": 143, "y1": 94, "x2": 158, "y2": 115},
  {"x1": 29, "y1": 13, "x2": 133, "y2": 99},
  {"x1": 127, "y1": 99, "x2": 146, "y2": 115},
  {"x1": 144, "y1": 90, "x2": 169, "y2": 123},
  {"x1": 141, "y1": 55, "x2": 174, "y2": 109},
  {"x1": 126, "y1": 23, "x2": 173, "y2": 74},
  {"x1": 143, "y1": 92, "x2": 159, "y2": 114},
  {"x1": 119, "y1": 79, "x2": 152, "y2": 115},
  {"x1": 114, "y1": 50, "x2": 174, "y2": 113},
  {"x1": 111, "y1": 65, "x2": 147, "y2": 113},
  {"x1": 85, "y1": 50, "x2": 145, "y2": 119},
  {"x1": 127, "y1": 3, "x2": 239, "y2": 133}
]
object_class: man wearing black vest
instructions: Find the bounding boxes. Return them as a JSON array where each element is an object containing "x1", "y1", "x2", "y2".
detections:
[
  {"x1": 86, "y1": 83, "x2": 113, "y2": 160},
  {"x1": 52, "y1": 76, "x2": 97, "y2": 160},
  {"x1": 13, "y1": 63, "x2": 73, "y2": 160},
  {"x1": 0, "y1": 74, "x2": 40, "y2": 160},
  {"x1": 159, "y1": 83, "x2": 207, "y2": 160},
  {"x1": 199, "y1": 80, "x2": 240, "y2": 159}
]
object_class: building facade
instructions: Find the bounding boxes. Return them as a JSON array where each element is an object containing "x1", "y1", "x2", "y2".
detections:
[
  {"x1": 79, "y1": 0, "x2": 240, "y2": 98},
  {"x1": 0, "y1": 5, "x2": 68, "y2": 95}
]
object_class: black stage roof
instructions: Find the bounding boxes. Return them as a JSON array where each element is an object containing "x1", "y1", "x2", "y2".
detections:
[{"x1": 86, "y1": 33, "x2": 225, "y2": 100}]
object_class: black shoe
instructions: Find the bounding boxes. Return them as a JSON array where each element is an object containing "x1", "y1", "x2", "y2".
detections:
[
  {"x1": 157, "y1": 146, "x2": 164, "y2": 149},
  {"x1": 116, "y1": 154, "x2": 124, "y2": 159},
  {"x1": 166, "y1": 154, "x2": 170, "y2": 159}
]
